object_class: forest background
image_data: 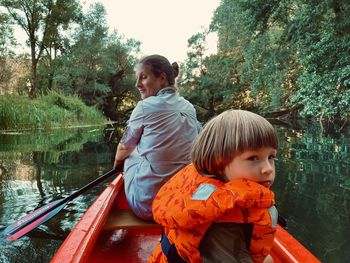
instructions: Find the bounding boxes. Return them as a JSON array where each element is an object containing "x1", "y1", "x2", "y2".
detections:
[{"x1": 0, "y1": 0, "x2": 349, "y2": 130}]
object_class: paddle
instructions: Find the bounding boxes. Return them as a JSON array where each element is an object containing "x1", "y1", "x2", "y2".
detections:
[{"x1": 2, "y1": 167, "x2": 122, "y2": 241}]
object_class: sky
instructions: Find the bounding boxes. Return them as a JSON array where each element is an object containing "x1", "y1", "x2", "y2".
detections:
[{"x1": 82, "y1": 0, "x2": 221, "y2": 63}]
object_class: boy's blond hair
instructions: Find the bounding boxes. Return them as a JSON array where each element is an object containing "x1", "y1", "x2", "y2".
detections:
[{"x1": 191, "y1": 110, "x2": 278, "y2": 177}]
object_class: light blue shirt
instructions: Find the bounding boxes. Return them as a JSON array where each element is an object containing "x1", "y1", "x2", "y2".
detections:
[{"x1": 121, "y1": 87, "x2": 202, "y2": 220}]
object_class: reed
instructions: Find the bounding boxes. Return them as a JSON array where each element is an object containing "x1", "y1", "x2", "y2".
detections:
[{"x1": 0, "y1": 91, "x2": 107, "y2": 131}]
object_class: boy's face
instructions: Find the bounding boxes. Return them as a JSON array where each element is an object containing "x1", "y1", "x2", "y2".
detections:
[{"x1": 224, "y1": 146, "x2": 277, "y2": 188}]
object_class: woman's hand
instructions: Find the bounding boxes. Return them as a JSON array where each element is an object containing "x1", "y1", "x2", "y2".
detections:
[
  {"x1": 113, "y1": 159, "x2": 125, "y2": 170},
  {"x1": 113, "y1": 143, "x2": 134, "y2": 168}
]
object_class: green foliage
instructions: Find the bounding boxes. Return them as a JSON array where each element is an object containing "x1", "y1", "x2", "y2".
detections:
[
  {"x1": 0, "y1": 12, "x2": 15, "y2": 56},
  {"x1": 50, "y1": 3, "x2": 140, "y2": 120},
  {"x1": 0, "y1": 92, "x2": 106, "y2": 131},
  {"x1": 0, "y1": 12, "x2": 16, "y2": 90},
  {"x1": 2, "y1": 0, "x2": 349, "y2": 120},
  {"x1": 180, "y1": 0, "x2": 350, "y2": 119},
  {"x1": 289, "y1": 0, "x2": 350, "y2": 118},
  {"x1": 211, "y1": 0, "x2": 299, "y2": 112},
  {"x1": 0, "y1": 1, "x2": 139, "y2": 122},
  {"x1": 0, "y1": 0, "x2": 82, "y2": 97}
]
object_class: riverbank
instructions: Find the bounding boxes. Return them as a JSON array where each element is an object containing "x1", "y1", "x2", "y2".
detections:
[{"x1": 0, "y1": 92, "x2": 109, "y2": 131}]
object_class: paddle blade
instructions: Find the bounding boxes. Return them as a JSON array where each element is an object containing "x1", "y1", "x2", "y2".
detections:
[
  {"x1": 2, "y1": 168, "x2": 121, "y2": 241},
  {"x1": 2, "y1": 199, "x2": 64, "y2": 239},
  {"x1": 5, "y1": 202, "x2": 66, "y2": 241}
]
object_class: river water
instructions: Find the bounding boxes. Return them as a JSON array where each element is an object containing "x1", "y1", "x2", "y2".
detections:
[{"x1": 0, "y1": 121, "x2": 349, "y2": 262}]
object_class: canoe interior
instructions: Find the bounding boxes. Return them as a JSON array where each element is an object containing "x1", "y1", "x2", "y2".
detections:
[
  {"x1": 51, "y1": 175, "x2": 320, "y2": 263},
  {"x1": 88, "y1": 181, "x2": 162, "y2": 262}
]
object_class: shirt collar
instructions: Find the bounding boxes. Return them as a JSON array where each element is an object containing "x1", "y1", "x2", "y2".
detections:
[{"x1": 156, "y1": 86, "x2": 176, "y2": 96}]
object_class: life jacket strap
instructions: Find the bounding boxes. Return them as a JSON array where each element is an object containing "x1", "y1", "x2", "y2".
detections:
[{"x1": 161, "y1": 231, "x2": 187, "y2": 263}]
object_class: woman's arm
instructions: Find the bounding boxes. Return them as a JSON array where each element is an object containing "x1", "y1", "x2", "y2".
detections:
[{"x1": 113, "y1": 142, "x2": 135, "y2": 168}]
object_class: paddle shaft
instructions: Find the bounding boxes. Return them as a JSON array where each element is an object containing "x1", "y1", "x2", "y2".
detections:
[
  {"x1": 58, "y1": 168, "x2": 120, "y2": 204},
  {"x1": 3, "y1": 167, "x2": 121, "y2": 240}
]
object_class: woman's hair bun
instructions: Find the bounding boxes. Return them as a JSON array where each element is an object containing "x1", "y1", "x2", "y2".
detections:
[{"x1": 172, "y1": 62, "x2": 179, "y2": 78}]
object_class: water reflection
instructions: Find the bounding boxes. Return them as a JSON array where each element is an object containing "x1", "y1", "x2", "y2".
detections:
[
  {"x1": 0, "y1": 127, "x2": 118, "y2": 263},
  {"x1": 0, "y1": 122, "x2": 349, "y2": 262},
  {"x1": 273, "y1": 120, "x2": 350, "y2": 262}
]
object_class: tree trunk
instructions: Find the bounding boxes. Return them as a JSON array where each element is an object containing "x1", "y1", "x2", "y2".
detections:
[
  {"x1": 29, "y1": 36, "x2": 38, "y2": 98},
  {"x1": 264, "y1": 104, "x2": 303, "y2": 120}
]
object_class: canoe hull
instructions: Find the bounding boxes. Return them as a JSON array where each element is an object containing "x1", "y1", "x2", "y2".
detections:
[{"x1": 51, "y1": 175, "x2": 320, "y2": 263}]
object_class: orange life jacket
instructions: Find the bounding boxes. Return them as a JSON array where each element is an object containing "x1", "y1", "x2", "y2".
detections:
[{"x1": 149, "y1": 163, "x2": 277, "y2": 263}]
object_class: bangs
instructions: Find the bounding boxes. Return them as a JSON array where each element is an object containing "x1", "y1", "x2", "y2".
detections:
[{"x1": 231, "y1": 117, "x2": 278, "y2": 153}]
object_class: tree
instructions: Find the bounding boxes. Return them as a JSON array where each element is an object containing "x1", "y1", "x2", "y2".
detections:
[
  {"x1": 101, "y1": 35, "x2": 141, "y2": 121},
  {"x1": 191, "y1": 0, "x2": 350, "y2": 120},
  {"x1": 0, "y1": 11, "x2": 15, "y2": 56},
  {"x1": 0, "y1": 0, "x2": 82, "y2": 97},
  {"x1": 0, "y1": 11, "x2": 16, "y2": 94},
  {"x1": 180, "y1": 31, "x2": 241, "y2": 119},
  {"x1": 289, "y1": 0, "x2": 350, "y2": 119},
  {"x1": 210, "y1": 0, "x2": 298, "y2": 113},
  {"x1": 54, "y1": 3, "x2": 140, "y2": 121}
]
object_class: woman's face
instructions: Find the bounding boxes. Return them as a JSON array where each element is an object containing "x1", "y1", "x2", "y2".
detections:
[{"x1": 135, "y1": 64, "x2": 166, "y2": 99}]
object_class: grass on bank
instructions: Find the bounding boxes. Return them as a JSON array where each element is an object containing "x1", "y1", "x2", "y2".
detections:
[{"x1": 0, "y1": 92, "x2": 107, "y2": 131}]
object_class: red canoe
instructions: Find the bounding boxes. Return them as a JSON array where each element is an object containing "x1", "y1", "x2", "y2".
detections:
[{"x1": 51, "y1": 174, "x2": 320, "y2": 263}]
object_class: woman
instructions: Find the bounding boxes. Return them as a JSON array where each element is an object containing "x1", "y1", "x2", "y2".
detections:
[{"x1": 114, "y1": 54, "x2": 202, "y2": 221}]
